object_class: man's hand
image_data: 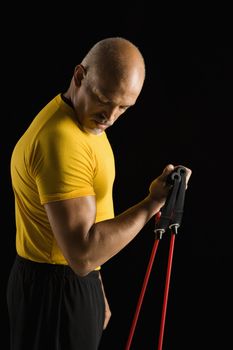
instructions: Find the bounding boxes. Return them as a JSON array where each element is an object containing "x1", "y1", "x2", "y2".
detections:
[
  {"x1": 99, "y1": 272, "x2": 112, "y2": 330},
  {"x1": 149, "y1": 164, "x2": 192, "y2": 207}
]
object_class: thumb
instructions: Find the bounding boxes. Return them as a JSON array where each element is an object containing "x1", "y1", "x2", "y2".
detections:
[{"x1": 162, "y1": 164, "x2": 174, "y2": 177}]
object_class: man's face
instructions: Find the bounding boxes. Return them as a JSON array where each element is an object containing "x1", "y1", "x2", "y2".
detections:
[{"x1": 72, "y1": 66, "x2": 143, "y2": 135}]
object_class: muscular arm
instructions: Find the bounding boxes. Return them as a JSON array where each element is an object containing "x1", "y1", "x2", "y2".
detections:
[{"x1": 44, "y1": 164, "x2": 191, "y2": 276}]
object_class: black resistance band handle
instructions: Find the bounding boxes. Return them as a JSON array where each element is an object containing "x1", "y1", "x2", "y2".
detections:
[
  {"x1": 166, "y1": 166, "x2": 186, "y2": 185},
  {"x1": 154, "y1": 166, "x2": 187, "y2": 238}
]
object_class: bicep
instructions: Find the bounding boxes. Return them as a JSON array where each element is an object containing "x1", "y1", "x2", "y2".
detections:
[{"x1": 44, "y1": 195, "x2": 96, "y2": 261}]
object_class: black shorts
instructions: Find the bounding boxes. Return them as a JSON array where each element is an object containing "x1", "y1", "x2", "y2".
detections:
[{"x1": 7, "y1": 255, "x2": 105, "y2": 350}]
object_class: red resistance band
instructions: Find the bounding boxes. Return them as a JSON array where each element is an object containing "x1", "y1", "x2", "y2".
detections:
[{"x1": 125, "y1": 166, "x2": 187, "y2": 350}]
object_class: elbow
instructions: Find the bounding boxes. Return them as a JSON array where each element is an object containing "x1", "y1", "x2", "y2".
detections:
[
  {"x1": 72, "y1": 264, "x2": 93, "y2": 277},
  {"x1": 67, "y1": 256, "x2": 98, "y2": 277},
  {"x1": 61, "y1": 229, "x2": 102, "y2": 276}
]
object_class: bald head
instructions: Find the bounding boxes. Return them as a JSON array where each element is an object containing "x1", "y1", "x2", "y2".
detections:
[
  {"x1": 65, "y1": 38, "x2": 146, "y2": 134},
  {"x1": 81, "y1": 37, "x2": 145, "y2": 91}
]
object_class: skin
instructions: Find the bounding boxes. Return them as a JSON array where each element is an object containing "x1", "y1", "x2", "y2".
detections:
[{"x1": 44, "y1": 38, "x2": 192, "y2": 329}]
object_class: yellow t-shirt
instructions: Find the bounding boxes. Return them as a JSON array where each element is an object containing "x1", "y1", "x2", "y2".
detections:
[{"x1": 11, "y1": 93, "x2": 115, "y2": 266}]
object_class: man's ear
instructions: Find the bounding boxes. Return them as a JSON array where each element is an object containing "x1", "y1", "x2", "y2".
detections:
[{"x1": 73, "y1": 65, "x2": 86, "y2": 87}]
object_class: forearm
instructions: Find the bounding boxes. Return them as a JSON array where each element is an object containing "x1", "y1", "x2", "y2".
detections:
[{"x1": 85, "y1": 196, "x2": 162, "y2": 269}]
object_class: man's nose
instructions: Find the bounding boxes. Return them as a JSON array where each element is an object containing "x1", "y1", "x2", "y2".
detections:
[{"x1": 103, "y1": 106, "x2": 119, "y2": 124}]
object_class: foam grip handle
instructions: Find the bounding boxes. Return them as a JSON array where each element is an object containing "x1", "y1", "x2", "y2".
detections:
[{"x1": 167, "y1": 166, "x2": 186, "y2": 185}]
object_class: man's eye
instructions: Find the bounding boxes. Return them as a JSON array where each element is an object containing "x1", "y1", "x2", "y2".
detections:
[
  {"x1": 93, "y1": 93, "x2": 105, "y2": 104},
  {"x1": 97, "y1": 96, "x2": 105, "y2": 103}
]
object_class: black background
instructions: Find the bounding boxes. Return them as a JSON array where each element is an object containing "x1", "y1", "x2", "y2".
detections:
[{"x1": 1, "y1": 4, "x2": 232, "y2": 350}]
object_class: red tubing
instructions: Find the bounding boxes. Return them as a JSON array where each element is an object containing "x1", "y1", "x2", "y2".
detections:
[
  {"x1": 157, "y1": 232, "x2": 176, "y2": 350},
  {"x1": 125, "y1": 213, "x2": 177, "y2": 350},
  {"x1": 125, "y1": 239, "x2": 160, "y2": 350}
]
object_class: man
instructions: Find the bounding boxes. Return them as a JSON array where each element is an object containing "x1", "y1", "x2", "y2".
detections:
[{"x1": 7, "y1": 37, "x2": 192, "y2": 350}]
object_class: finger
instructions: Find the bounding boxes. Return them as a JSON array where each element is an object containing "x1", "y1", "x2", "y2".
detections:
[
  {"x1": 186, "y1": 168, "x2": 192, "y2": 182},
  {"x1": 163, "y1": 164, "x2": 174, "y2": 176},
  {"x1": 174, "y1": 165, "x2": 192, "y2": 183}
]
